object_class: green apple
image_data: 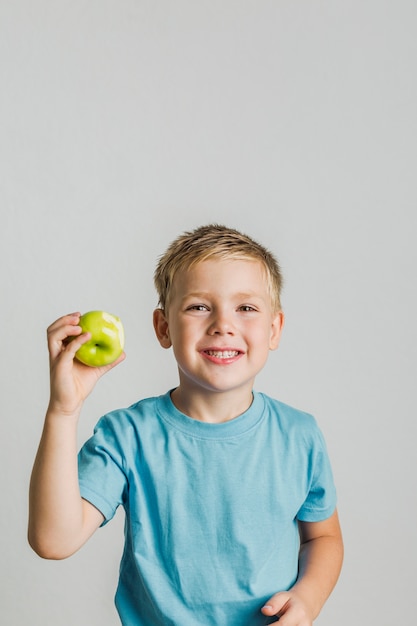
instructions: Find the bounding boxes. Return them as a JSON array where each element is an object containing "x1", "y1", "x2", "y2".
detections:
[{"x1": 75, "y1": 310, "x2": 125, "y2": 367}]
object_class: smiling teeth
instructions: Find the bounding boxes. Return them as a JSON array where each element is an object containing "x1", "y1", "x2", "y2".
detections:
[{"x1": 206, "y1": 350, "x2": 239, "y2": 358}]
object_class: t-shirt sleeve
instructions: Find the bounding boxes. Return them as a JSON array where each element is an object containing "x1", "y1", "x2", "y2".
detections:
[
  {"x1": 296, "y1": 423, "x2": 337, "y2": 522},
  {"x1": 78, "y1": 414, "x2": 127, "y2": 525}
]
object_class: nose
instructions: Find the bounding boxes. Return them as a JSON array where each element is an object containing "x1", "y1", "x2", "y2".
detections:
[{"x1": 207, "y1": 309, "x2": 235, "y2": 335}]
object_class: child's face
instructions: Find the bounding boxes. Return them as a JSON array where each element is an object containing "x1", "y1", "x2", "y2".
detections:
[{"x1": 153, "y1": 258, "x2": 284, "y2": 402}]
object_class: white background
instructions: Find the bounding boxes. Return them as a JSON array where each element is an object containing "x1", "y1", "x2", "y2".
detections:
[{"x1": 1, "y1": 1, "x2": 416, "y2": 624}]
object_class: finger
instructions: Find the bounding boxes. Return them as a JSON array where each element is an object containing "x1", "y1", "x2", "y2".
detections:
[
  {"x1": 61, "y1": 332, "x2": 92, "y2": 362},
  {"x1": 46, "y1": 312, "x2": 81, "y2": 334},
  {"x1": 47, "y1": 314, "x2": 82, "y2": 359},
  {"x1": 261, "y1": 596, "x2": 291, "y2": 620}
]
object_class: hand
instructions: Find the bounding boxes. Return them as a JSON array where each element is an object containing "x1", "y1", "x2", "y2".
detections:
[
  {"x1": 47, "y1": 312, "x2": 125, "y2": 416},
  {"x1": 261, "y1": 592, "x2": 313, "y2": 626}
]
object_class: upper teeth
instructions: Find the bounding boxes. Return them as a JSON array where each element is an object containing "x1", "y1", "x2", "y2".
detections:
[{"x1": 206, "y1": 350, "x2": 239, "y2": 358}]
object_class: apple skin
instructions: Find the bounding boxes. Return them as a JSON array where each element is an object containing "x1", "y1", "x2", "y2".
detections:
[{"x1": 75, "y1": 311, "x2": 125, "y2": 367}]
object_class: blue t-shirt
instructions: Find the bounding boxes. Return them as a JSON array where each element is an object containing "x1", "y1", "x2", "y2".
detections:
[{"x1": 78, "y1": 391, "x2": 336, "y2": 626}]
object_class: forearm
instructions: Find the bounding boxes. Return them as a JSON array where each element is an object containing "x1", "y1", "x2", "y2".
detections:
[
  {"x1": 28, "y1": 408, "x2": 86, "y2": 559},
  {"x1": 262, "y1": 510, "x2": 343, "y2": 623},
  {"x1": 291, "y1": 532, "x2": 344, "y2": 619}
]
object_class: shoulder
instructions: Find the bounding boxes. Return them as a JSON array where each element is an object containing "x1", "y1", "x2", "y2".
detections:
[
  {"x1": 256, "y1": 392, "x2": 327, "y2": 448},
  {"x1": 92, "y1": 392, "x2": 169, "y2": 438},
  {"x1": 258, "y1": 392, "x2": 318, "y2": 429},
  {"x1": 80, "y1": 393, "x2": 171, "y2": 466}
]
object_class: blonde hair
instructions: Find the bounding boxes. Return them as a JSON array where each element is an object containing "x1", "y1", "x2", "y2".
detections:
[{"x1": 154, "y1": 224, "x2": 283, "y2": 312}]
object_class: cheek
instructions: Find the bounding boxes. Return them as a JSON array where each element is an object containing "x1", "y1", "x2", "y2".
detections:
[
  {"x1": 168, "y1": 322, "x2": 194, "y2": 351},
  {"x1": 256, "y1": 324, "x2": 278, "y2": 349}
]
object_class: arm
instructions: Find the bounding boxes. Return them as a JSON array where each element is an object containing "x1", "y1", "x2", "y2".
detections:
[
  {"x1": 261, "y1": 509, "x2": 343, "y2": 625},
  {"x1": 28, "y1": 313, "x2": 125, "y2": 560}
]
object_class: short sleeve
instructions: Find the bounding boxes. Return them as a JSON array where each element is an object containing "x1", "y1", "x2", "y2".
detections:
[
  {"x1": 296, "y1": 425, "x2": 337, "y2": 522},
  {"x1": 78, "y1": 415, "x2": 127, "y2": 525}
]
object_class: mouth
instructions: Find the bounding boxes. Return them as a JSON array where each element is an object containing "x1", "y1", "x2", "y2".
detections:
[
  {"x1": 204, "y1": 350, "x2": 240, "y2": 358},
  {"x1": 202, "y1": 349, "x2": 243, "y2": 363}
]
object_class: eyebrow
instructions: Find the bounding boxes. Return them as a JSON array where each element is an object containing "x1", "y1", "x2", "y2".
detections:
[{"x1": 181, "y1": 291, "x2": 266, "y2": 301}]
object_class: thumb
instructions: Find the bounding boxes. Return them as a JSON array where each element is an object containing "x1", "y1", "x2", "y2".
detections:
[{"x1": 261, "y1": 593, "x2": 291, "y2": 618}]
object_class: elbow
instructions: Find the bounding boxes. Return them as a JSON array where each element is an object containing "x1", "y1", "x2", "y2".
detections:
[{"x1": 27, "y1": 530, "x2": 76, "y2": 561}]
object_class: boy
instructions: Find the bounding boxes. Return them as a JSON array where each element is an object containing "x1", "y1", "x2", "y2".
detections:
[{"x1": 29, "y1": 224, "x2": 343, "y2": 626}]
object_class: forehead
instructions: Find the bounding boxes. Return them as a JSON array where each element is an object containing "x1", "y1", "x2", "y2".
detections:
[{"x1": 171, "y1": 258, "x2": 270, "y2": 296}]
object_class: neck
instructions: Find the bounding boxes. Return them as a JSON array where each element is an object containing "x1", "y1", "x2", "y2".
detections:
[{"x1": 170, "y1": 386, "x2": 254, "y2": 424}]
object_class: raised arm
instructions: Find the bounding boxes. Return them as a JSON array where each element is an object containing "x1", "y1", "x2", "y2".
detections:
[
  {"x1": 28, "y1": 313, "x2": 125, "y2": 559},
  {"x1": 261, "y1": 509, "x2": 343, "y2": 625}
]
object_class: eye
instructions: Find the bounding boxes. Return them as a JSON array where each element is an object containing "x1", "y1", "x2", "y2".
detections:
[
  {"x1": 187, "y1": 304, "x2": 209, "y2": 312},
  {"x1": 238, "y1": 305, "x2": 257, "y2": 312}
]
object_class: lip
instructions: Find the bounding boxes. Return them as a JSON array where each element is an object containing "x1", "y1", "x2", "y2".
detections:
[{"x1": 200, "y1": 347, "x2": 244, "y2": 364}]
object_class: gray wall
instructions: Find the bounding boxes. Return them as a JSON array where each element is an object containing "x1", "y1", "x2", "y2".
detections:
[{"x1": 1, "y1": 1, "x2": 416, "y2": 624}]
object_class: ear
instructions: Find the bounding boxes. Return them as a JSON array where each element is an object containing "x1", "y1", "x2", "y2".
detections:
[
  {"x1": 269, "y1": 311, "x2": 285, "y2": 351},
  {"x1": 153, "y1": 308, "x2": 172, "y2": 349}
]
